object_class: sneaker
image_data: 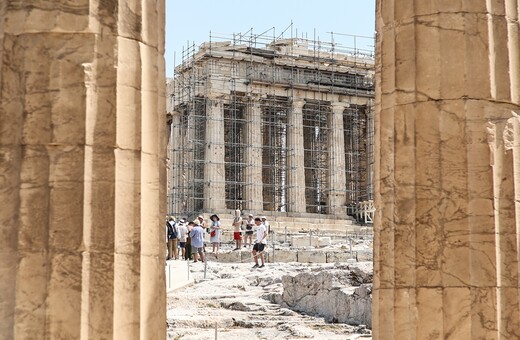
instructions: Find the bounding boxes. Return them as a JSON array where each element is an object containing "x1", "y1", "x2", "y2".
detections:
[
  {"x1": 252, "y1": 264, "x2": 259, "y2": 269},
  {"x1": 259, "y1": 264, "x2": 265, "y2": 268}
]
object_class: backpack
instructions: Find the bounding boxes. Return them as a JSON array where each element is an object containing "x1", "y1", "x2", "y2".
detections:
[
  {"x1": 171, "y1": 222, "x2": 178, "y2": 239},
  {"x1": 167, "y1": 221, "x2": 178, "y2": 239}
]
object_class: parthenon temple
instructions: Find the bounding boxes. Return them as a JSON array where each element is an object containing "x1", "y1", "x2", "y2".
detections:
[
  {"x1": 1, "y1": 1, "x2": 520, "y2": 339},
  {"x1": 167, "y1": 32, "x2": 375, "y2": 225}
]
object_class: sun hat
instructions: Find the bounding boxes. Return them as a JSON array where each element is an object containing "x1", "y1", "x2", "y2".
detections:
[{"x1": 209, "y1": 214, "x2": 220, "y2": 221}]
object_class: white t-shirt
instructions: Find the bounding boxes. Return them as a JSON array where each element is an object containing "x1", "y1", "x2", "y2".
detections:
[
  {"x1": 256, "y1": 224, "x2": 267, "y2": 244},
  {"x1": 178, "y1": 225, "x2": 188, "y2": 242}
]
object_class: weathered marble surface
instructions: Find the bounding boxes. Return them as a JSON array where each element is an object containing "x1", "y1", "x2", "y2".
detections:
[
  {"x1": 0, "y1": 1, "x2": 166, "y2": 339},
  {"x1": 374, "y1": 0, "x2": 520, "y2": 339}
]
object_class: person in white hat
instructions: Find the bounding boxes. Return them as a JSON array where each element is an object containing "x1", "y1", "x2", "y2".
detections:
[{"x1": 261, "y1": 216, "x2": 270, "y2": 235}]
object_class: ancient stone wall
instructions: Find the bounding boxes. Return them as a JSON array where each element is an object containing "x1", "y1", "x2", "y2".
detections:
[
  {"x1": 374, "y1": 1, "x2": 520, "y2": 339},
  {"x1": 0, "y1": 1, "x2": 166, "y2": 339}
]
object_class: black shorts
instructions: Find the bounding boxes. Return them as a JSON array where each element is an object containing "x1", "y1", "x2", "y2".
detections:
[
  {"x1": 179, "y1": 242, "x2": 186, "y2": 248},
  {"x1": 253, "y1": 243, "x2": 265, "y2": 252}
]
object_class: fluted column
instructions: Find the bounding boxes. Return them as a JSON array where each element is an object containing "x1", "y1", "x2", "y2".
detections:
[
  {"x1": 244, "y1": 97, "x2": 263, "y2": 212},
  {"x1": 327, "y1": 102, "x2": 347, "y2": 215},
  {"x1": 169, "y1": 110, "x2": 181, "y2": 215},
  {"x1": 287, "y1": 98, "x2": 306, "y2": 213},
  {"x1": 203, "y1": 95, "x2": 226, "y2": 211},
  {"x1": 0, "y1": 1, "x2": 166, "y2": 339},
  {"x1": 374, "y1": 1, "x2": 520, "y2": 339},
  {"x1": 487, "y1": 116, "x2": 520, "y2": 339}
]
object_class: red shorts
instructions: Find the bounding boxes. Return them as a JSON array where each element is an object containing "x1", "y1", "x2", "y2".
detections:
[{"x1": 233, "y1": 231, "x2": 241, "y2": 240}]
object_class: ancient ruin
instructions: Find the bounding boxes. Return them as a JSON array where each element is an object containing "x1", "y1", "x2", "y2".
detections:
[
  {"x1": 167, "y1": 31, "x2": 375, "y2": 229},
  {"x1": 373, "y1": 1, "x2": 520, "y2": 339},
  {"x1": 1, "y1": 0, "x2": 520, "y2": 339},
  {"x1": 0, "y1": 2, "x2": 167, "y2": 339}
]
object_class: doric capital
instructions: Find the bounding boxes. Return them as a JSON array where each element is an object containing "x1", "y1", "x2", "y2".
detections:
[
  {"x1": 291, "y1": 98, "x2": 306, "y2": 111},
  {"x1": 331, "y1": 101, "x2": 349, "y2": 114}
]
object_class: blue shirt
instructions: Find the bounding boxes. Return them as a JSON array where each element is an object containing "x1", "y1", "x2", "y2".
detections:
[{"x1": 190, "y1": 226, "x2": 204, "y2": 248}]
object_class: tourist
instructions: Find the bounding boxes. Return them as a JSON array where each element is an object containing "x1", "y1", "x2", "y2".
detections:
[
  {"x1": 190, "y1": 219, "x2": 205, "y2": 263},
  {"x1": 243, "y1": 213, "x2": 254, "y2": 248},
  {"x1": 209, "y1": 214, "x2": 222, "y2": 252},
  {"x1": 261, "y1": 216, "x2": 271, "y2": 235},
  {"x1": 167, "y1": 216, "x2": 178, "y2": 260},
  {"x1": 197, "y1": 215, "x2": 206, "y2": 230},
  {"x1": 197, "y1": 215, "x2": 207, "y2": 244},
  {"x1": 252, "y1": 217, "x2": 267, "y2": 268},
  {"x1": 178, "y1": 219, "x2": 189, "y2": 260},
  {"x1": 185, "y1": 221, "x2": 193, "y2": 260},
  {"x1": 232, "y1": 209, "x2": 243, "y2": 250},
  {"x1": 164, "y1": 217, "x2": 170, "y2": 260}
]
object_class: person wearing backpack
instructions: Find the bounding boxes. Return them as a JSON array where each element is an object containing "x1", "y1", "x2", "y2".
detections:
[{"x1": 167, "y1": 216, "x2": 179, "y2": 260}]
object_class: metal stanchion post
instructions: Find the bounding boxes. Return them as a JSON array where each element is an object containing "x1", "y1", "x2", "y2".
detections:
[{"x1": 204, "y1": 254, "x2": 207, "y2": 279}]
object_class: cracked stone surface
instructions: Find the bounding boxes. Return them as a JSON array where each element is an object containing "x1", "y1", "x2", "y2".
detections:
[{"x1": 167, "y1": 261, "x2": 372, "y2": 339}]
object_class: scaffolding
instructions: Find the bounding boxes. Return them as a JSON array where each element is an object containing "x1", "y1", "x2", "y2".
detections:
[{"x1": 167, "y1": 26, "x2": 375, "y2": 221}]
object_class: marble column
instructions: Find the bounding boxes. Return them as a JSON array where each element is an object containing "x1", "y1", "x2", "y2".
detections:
[
  {"x1": 327, "y1": 102, "x2": 347, "y2": 215},
  {"x1": 244, "y1": 97, "x2": 263, "y2": 212},
  {"x1": 287, "y1": 98, "x2": 307, "y2": 213},
  {"x1": 168, "y1": 110, "x2": 181, "y2": 215},
  {"x1": 373, "y1": 1, "x2": 520, "y2": 339},
  {"x1": 0, "y1": 1, "x2": 166, "y2": 339},
  {"x1": 203, "y1": 95, "x2": 226, "y2": 211},
  {"x1": 487, "y1": 115, "x2": 520, "y2": 339}
]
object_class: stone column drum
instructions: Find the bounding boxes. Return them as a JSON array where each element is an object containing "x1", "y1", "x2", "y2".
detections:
[
  {"x1": 287, "y1": 98, "x2": 307, "y2": 213},
  {"x1": 373, "y1": 1, "x2": 520, "y2": 339},
  {"x1": 243, "y1": 96, "x2": 263, "y2": 212},
  {"x1": 0, "y1": 1, "x2": 167, "y2": 339},
  {"x1": 327, "y1": 102, "x2": 347, "y2": 215},
  {"x1": 203, "y1": 94, "x2": 226, "y2": 211}
]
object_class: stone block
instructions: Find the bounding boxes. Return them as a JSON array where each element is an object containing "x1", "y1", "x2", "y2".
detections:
[
  {"x1": 327, "y1": 251, "x2": 355, "y2": 263},
  {"x1": 269, "y1": 249, "x2": 297, "y2": 263},
  {"x1": 297, "y1": 250, "x2": 327, "y2": 263},
  {"x1": 291, "y1": 236, "x2": 318, "y2": 248},
  {"x1": 216, "y1": 251, "x2": 242, "y2": 263},
  {"x1": 318, "y1": 237, "x2": 331, "y2": 247}
]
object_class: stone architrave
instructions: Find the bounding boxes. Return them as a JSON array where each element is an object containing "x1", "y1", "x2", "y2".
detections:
[
  {"x1": 373, "y1": 1, "x2": 520, "y2": 339},
  {"x1": 0, "y1": 1, "x2": 166, "y2": 339},
  {"x1": 244, "y1": 96, "x2": 263, "y2": 212},
  {"x1": 327, "y1": 102, "x2": 347, "y2": 215},
  {"x1": 287, "y1": 98, "x2": 306, "y2": 213},
  {"x1": 203, "y1": 94, "x2": 226, "y2": 211}
]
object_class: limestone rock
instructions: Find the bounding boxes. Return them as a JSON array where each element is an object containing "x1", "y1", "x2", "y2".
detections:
[{"x1": 280, "y1": 268, "x2": 372, "y2": 327}]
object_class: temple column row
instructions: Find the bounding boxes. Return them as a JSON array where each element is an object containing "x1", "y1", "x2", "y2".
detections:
[{"x1": 200, "y1": 95, "x2": 350, "y2": 214}]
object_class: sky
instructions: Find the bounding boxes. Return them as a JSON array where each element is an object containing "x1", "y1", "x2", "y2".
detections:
[{"x1": 165, "y1": 0, "x2": 376, "y2": 77}]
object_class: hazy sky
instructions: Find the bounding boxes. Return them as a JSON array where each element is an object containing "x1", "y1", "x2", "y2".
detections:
[{"x1": 165, "y1": 0, "x2": 376, "y2": 77}]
